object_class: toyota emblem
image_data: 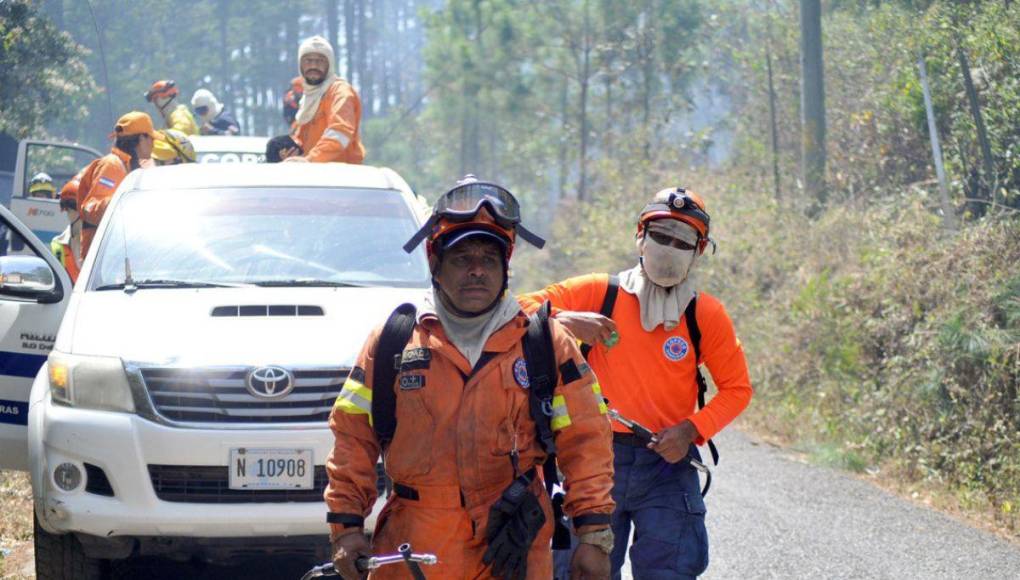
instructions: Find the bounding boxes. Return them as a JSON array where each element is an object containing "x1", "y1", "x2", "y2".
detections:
[{"x1": 246, "y1": 366, "x2": 294, "y2": 399}]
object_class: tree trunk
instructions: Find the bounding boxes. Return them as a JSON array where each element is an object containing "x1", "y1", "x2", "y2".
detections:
[
  {"x1": 578, "y1": 0, "x2": 591, "y2": 202},
  {"x1": 357, "y1": 0, "x2": 372, "y2": 117},
  {"x1": 954, "y1": 30, "x2": 997, "y2": 206},
  {"x1": 344, "y1": 0, "x2": 356, "y2": 80},
  {"x1": 800, "y1": 0, "x2": 826, "y2": 214},
  {"x1": 219, "y1": 0, "x2": 232, "y2": 108},
  {"x1": 918, "y1": 54, "x2": 957, "y2": 232},
  {"x1": 558, "y1": 77, "x2": 569, "y2": 200},
  {"x1": 766, "y1": 42, "x2": 781, "y2": 205},
  {"x1": 326, "y1": 0, "x2": 339, "y2": 64}
]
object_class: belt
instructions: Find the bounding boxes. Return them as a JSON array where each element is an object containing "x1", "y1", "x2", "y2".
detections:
[{"x1": 613, "y1": 432, "x2": 651, "y2": 447}]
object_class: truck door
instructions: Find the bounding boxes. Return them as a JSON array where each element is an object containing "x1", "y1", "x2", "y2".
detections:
[
  {"x1": 12, "y1": 140, "x2": 101, "y2": 245},
  {"x1": 0, "y1": 203, "x2": 71, "y2": 470}
]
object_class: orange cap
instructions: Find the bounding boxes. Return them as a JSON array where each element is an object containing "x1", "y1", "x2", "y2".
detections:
[{"x1": 109, "y1": 112, "x2": 162, "y2": 140}]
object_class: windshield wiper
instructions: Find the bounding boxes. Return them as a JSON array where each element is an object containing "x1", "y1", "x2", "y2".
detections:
[
  {"x1": 252, "y1": 279, "x2": 369, "y2": 288},
  {"x1": 95, "y1": 279, "x2": 252, "y2": 291}
]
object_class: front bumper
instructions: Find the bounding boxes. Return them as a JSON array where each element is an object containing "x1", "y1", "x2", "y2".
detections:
[{"x1": 33, "y1": 397, "x2": 382, "y2": 541}]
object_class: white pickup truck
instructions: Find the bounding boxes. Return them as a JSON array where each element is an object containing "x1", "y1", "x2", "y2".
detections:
[{"x1": 0, "y1": 162, "x2": 429, "y2": 578}]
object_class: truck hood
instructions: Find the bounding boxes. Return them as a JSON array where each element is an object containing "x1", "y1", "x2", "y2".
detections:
[{"x1": 66, "y1": 287, "x2": 430, "y2": 368}]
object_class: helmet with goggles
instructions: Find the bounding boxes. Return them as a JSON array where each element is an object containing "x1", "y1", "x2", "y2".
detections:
[
  {"x1": 403, "y1": 175, "x2": 546, "y2": 258},
  {"x1": 637, "y1": 187, "x2": 711, "y2": 253}
]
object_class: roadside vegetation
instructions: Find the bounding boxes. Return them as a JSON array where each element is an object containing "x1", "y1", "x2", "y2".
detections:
[{"x1": 517, "y1": 0, "x2": 1020, "y2": 534}]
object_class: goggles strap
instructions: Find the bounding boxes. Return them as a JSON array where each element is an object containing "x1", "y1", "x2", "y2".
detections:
[
  {"x1": 516, "y1": 224, "x2": 546, "y2": 249},
  {"x1": 403, "y1": 214, "x2": 439, "y2": 253}
]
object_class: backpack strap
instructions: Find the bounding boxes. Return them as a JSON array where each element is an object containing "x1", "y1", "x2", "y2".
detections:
[
  {"x1": 580, "y1": 274, "x2": 620, "y2": 359},
  {"x1": 683, "y1": 295, "x2": 719, "y2": 466},
  {"x1": 521, "y1": 302, "x2": 571, "y2": 549},
  {"x1": 371, "y1": 303, "x2": 418, "y2": 448}
]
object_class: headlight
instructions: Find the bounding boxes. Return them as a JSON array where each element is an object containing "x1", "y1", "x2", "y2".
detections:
[{"x1": 47, "y1": 351, "x2": 136, "y2": 413}]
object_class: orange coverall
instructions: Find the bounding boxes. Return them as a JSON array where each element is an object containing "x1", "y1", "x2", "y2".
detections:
[
  {"x1": 292, "y1": 79, "x2": 366, "y2": 163},
  {"x1": 518, "y1": 273, "x2": 753, "y2": 442},
  {"x1": 326, "y1": 310, "x2": 615, "y2": 579},
  {"x1": 76, "y1": 148, "x2": 131, "y2": 259}
]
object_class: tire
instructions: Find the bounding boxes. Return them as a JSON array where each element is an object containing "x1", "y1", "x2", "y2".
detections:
[{"x1": 33, "y1": 514, "x2": 109, "y2": 580}]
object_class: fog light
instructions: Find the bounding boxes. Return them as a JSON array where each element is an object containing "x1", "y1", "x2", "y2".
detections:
[{"x1": 54, "y1": 462, "x2": 82, "y2": 491}]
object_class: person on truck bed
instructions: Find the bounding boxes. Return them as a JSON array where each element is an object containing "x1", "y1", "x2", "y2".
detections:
[{"x1": 278, "y1": 35, "x2": 365, "y2": 164}]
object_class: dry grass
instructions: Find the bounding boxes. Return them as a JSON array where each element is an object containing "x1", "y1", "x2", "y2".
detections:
[{"x1": 0, "y1": 470, "x2": 34, "y2": 579}]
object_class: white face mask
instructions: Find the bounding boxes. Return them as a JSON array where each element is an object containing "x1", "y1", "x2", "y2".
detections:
[{"x1": 639, "y1": 220, "x2": 698, "y2": 288}]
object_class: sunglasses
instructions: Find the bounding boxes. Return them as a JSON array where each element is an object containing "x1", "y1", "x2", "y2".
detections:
[{"x1": 646, "y1": 230, "x2": 698, "y2": 251}]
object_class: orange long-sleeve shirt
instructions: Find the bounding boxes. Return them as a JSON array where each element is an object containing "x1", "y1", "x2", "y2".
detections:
[
  {"x1": 292, "y1": 79, "x2": 366, "y2": 163},
  {"x1": 519, "y1": 273, "x2": 752, "y2": 442},
  {"x1": 76, "y1": 148, "x2": 131, "y2": 259}
]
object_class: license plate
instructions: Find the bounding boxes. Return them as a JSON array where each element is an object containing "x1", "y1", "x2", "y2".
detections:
[{"x1": 229, "y1": 448, "x2": 313, "y2": 490}]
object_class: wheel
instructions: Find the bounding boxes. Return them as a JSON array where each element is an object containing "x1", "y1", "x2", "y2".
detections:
[{"x1": 33, "y1": 514, "x2": 109, "y2": 580}]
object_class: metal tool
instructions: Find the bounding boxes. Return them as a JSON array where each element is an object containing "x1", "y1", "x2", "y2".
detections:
[
  {"x1": 301, "y1": 543, "x2": 437, "y2": 580},
  {"x1": 607, "y1": 405, "x2": 713, "y2": 497},
  {"x1": 607, "y1": 408, "x2": 658, "y2": 444}
]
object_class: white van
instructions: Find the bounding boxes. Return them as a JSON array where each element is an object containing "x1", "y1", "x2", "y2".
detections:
[{"x1": 0, "y1": 163, "x2": 430, "y2": 578}]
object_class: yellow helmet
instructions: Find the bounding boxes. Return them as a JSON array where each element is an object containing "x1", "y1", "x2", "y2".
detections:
[{"x1": 152, "y1": 129, "x2": 196, "y2": 164}]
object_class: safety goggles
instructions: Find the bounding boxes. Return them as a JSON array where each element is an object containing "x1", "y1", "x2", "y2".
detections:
[{"x1": 403, "y1": 181, "x2": 546, "y2": 253}]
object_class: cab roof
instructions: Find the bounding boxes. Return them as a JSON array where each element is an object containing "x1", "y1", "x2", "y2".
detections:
[{"x1": 129, "y1": 162, "x2": 412, "y2": 192}]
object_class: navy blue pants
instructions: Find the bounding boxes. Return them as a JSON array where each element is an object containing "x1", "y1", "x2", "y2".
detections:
[{"x1": 610, "y1": 442, "x2": 709, "y2": 579}]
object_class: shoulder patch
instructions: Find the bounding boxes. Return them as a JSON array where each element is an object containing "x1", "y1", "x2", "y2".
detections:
[
  {"x1": 98, "y1": 177, "x2": 116, "y2": 189},
  {"x1": 513, "y1": 357, "x2": 530, "y2": 389},
  {"x1": 399, "y1": 348, "x2": 431, "y2": 372},
  {"x1": 559, "y1": 360, "x2": 583, "y2": 384},
  {"x1": 348, "y1": 366, "x2": 366, "y2": 384}
]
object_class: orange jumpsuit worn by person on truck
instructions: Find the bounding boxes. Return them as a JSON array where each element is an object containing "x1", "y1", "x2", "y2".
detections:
[
  {"x1": 326, "y1": 178, "x2": 615, "y2": 579},
  {"x1": 288, "y1": 35, "x2": 365, "y2": 163},
  {"x1": 76, "y1": 112, "x2": 161, "y2": 258},
  {"x1": 519, "y1": 187, "x2": 753, "y2": 579}
]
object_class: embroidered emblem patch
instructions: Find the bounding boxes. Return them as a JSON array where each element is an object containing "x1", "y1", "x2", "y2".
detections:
[
  {"x1": 513, "y1": 357, "x2": 530, "y2": 389},
  {"x1": 663, "y1": 336, "x2": 689, "y2": 362},
  {"x1": 399, "y1": 374, "x2": 426, "y2": 391}
]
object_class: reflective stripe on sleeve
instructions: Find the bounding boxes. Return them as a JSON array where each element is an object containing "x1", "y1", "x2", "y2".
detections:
[
  {"x1": 592, "y1": 383, "x2": 608, "y2": 415},
  {"x1": 334, "y1": 377, "x2": 372, "y2": 419},
  {"x1": 323, "y1": 128, "x2": 352, "y2": 148},
  {"x1": 550, "y1": 394, "x2": 572, "y2": 431}
]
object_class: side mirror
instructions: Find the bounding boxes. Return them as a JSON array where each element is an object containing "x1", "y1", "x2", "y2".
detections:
[{"x1": 0, "y1": 255, "x2": 62, "y2": 303}]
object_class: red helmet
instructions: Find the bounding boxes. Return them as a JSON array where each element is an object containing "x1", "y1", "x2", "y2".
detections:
[
  {"x1": 144, "y1": 80, "x2": 179, "y2": 102},
  {"x1": 637, "y1": 187, "x2": 711, "y2": 253}
]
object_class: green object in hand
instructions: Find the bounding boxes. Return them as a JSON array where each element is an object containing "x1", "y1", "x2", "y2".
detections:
[{"x1": 603, "y1": 331, "x2": 620, "y2": 348}]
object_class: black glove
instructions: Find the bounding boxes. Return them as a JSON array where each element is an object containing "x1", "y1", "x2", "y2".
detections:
[{"x1": 483, "y1": 477, "x2": 546, "y2": 580}]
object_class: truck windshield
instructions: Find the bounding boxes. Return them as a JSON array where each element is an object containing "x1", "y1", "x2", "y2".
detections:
[{"x1": 89, "y1": 187, "x2": 431, "y2": 289}]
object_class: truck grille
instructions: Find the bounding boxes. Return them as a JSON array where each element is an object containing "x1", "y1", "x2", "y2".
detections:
[
  {"x1": 139, "y1": 367, "x2": 347, "y2": 424},
  {"x1": 148, "y1": 463, "x2": 389, "y2": 504},
  {"x1": 148, "y1": 464, "x2": 329, "y2": 503}
]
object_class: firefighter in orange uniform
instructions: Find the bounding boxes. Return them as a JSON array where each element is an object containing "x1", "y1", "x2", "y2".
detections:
[
  {"x1": 50, "y1": 171, "x2": 84, "y2": 283},
  {"x1": 76, "y1": 112, "x2": 161, "y2": 258},
  {"x1": 280, "y1": 35, "x2": 365, "y2": 163},
  {"x1": 326, "y1": 177, "x2": 615, "y2": 579},
  {"x1": 519, "y1": 187, "x2": 753, "y2": 579}
]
